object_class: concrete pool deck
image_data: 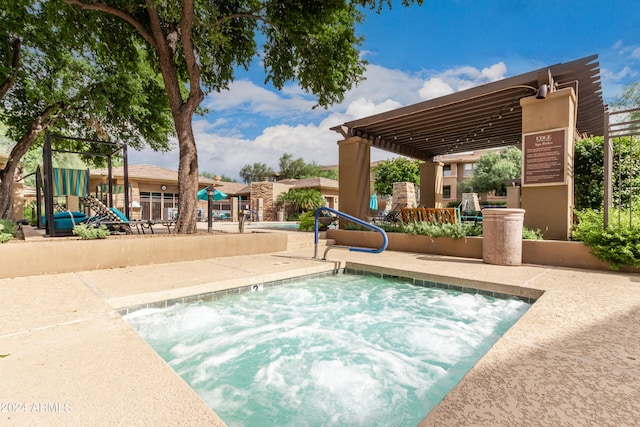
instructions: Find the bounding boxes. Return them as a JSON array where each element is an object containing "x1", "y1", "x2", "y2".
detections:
[{"x1": 1, "y1": 230, "x2": 639, "y2": 425}]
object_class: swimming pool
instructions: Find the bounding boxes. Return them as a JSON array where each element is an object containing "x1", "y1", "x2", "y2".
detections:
[
  {"x1": 125, "y1": 273, "x2": 530, "y2": 426},
  {"x1": 247, "y1": 222, "x2": 300, "y2": 230}
]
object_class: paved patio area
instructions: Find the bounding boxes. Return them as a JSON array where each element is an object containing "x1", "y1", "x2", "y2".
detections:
[{"x1": 1, "y1": 228, "x2": 639, "y2": 426}]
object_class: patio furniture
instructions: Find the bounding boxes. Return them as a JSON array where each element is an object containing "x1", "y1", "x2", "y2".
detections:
[{"x1": 81, "y1": 195, "x2": 133, "y2": 234}]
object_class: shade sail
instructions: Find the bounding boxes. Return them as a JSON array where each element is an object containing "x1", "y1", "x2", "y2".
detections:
[{"x1": 197, "y1": 187, "x2": 228, "y2": 201}]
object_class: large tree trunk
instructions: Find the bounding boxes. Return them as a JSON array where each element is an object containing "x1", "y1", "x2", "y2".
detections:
[
  {"x1": 0, "y1": 108, "x2": 57, "y2": 219},
  {"x1": 64, "y1": 0, "x2": 205, "y2": 233},
  {"x1": 173, "y1": 112, "x2": 199, "y2": 234}
]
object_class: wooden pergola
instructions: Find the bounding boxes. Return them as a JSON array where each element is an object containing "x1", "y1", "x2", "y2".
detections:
[{"x1": 331, "y1": 55, "x2": 606, "y2": 160}]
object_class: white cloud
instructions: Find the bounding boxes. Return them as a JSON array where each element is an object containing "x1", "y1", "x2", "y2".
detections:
[
  {"x1": 129, "y1": 61, "x2": 510, "y2": 180},
  {"x1": 204, "y1": 79, "x2": 318, "y2": 119},
  {"x1": 480, "y1": 62, "x2": 508, "y2": 81},
  {"x1": 337, "y1": 64, "x2": 425, "y2": 108},
  {"x1": 418, "y1": 62, "x2": 507, "y2": 100},
  {"x1": 601, "y1": 66, "x2": 635, "y2": 82},
  {"x1": 632, "y1": 47, "x2": 640, "y2": 60},
  {"x1": 419, "y1": 77, "x2": 454, "y2": 100}
]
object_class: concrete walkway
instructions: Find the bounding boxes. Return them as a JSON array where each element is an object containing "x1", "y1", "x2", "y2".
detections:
[{"x1": 1, "y1": 231, "x2": 639, "y2": 426}]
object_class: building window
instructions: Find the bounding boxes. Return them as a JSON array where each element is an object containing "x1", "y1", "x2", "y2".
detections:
[
  {"x1": 443, "y1": 164, "x2": 452, "y2": 177},
  {"x1": 140, "y1": 191, "x2": 179, "y2": 220},
  {"x1": 464, "y1": 163, "x2": 475, "y2": 177},
  {"x1": 443, "y1": 185, "x2": 451, "y2": 199}
]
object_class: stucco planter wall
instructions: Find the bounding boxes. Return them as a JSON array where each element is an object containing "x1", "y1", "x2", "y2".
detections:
[
  {"x1": 326, "y1": 229, "x2": 640, "y2": 273},
  {"x1": 0, "y1": 232, "x2": 288, "y2": 279},
  {"x1": 326, "y1": 229, "x2": 482, "y2": 258}
]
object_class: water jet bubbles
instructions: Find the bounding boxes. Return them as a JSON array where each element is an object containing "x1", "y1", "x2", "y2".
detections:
[{"x1": 125, "y1": 275, "x2": 530, "y2": 426}]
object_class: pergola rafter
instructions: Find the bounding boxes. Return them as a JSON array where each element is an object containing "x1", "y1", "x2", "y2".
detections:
[{"x1": 332, "y1": 55, "x2": 606, "y2": 161}]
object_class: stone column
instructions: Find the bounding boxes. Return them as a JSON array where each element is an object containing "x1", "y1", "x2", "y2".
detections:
[
  {"x1": 520, "y1": 87, "x2": 576, "y2": 240},
  {"x1": 420, "y1": 161, "x2": 443, "y2": 208},
  {"x1": 251, "y1": 182, "x2": 273, "y2": 221},
  {"x1": 338, "y1": 136, "x2": 371, "y2": 222},
  {"x1": 392, "y1": 182, "x2": 417, "y2": 208}
]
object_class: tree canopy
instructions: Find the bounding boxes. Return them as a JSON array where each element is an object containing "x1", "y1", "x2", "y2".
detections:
[
  {"x1": 573, "y1": 83, "x2": 640, "y2": 212},
  {"x1": 373, "y1": 157, "x2": 421, "y2": 195},
  {"x1": 458, "y1": 147, "x2": 521, "y2": 196},
  {"x1": 0, "y1": 0, "x2": 174, "y2": 219},
  {"x1": 613, "y1": 81, "x2": 640, "y2": 116},
  {"x1": 574, "y1": 136, "x2": 604, "y2": 210},
  {"x1": 63, "y1": 0, "x2": 424, "y2": 233},
  {"x1": 277, "y1": 187, "x2": 326, "y2": 215},
  {"x1": 278, "y1": 153, "x2": 318, "y2": 179},
  {"x1": 277, "y1": 153, "x2": 338, "y2": 180},
  {"x1": 239, "y1": 162, "x2": 274, "y2": 184}
]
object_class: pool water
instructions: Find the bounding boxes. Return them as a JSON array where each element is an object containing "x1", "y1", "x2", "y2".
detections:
[
  {"x1": 125, "y1": 274, "x2": 530, "y2": 426},
  {"x1": 247, "y1": 222, "x2": 300, "y2": 230}
]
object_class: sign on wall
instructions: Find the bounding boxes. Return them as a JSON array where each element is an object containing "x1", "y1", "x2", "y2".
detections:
[{"x1": 522, "y1": 129, "x2": 567, "y2": 186}]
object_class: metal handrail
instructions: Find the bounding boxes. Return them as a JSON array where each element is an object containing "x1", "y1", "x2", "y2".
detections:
[{"x1": 313, "y1": 207, "x2": 388, "y2": 260}]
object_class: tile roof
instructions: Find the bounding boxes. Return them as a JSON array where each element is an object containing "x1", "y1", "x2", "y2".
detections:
[
  {"x1": 277, "y1": 177, "x2": 339, "y2": 189},
  {"x1": 90, "y1": 164, "x2": 218, "y2": 185},
  {"x1": 217, "y1": 182, "x2": 251, "y2": 195}
]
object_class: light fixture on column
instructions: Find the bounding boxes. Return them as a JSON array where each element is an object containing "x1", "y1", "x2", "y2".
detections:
[{"x1": 536, "y1": 84, "x2": 548, "y2": 99}]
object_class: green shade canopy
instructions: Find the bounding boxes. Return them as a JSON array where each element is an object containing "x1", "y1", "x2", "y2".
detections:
[{"x1": 197, "y1": 187, "x2": 228, "y2": 201}]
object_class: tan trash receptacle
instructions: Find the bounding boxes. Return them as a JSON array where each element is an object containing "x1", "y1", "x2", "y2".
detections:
[{"x1": 482, "y1": 208, "x2": 525, "y2": 266}]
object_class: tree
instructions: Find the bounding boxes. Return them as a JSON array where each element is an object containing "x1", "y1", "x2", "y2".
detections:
[
  {"x1": 574, "y1": 136, "x2": 604, "y2": 210},
  {"x1": 0, "y1": 0, "x2": 174, "y2": 219},
  {"x1": 64, "y1": 0, "x2": 424, "y2": 233},
  {"x1": 613, "y1": 81, "x2": 640, "y2": 119},
  {"x1": 373, "y1": 157, "x2": 420, "y2": 196},
  {"x1": 458, "y1": 147, "x2": 521, "y2": 196},
  {"x1": 573, "y1": 84, "x2": 640, "y2": 212},
  {"x1": 317, "y1": 167, "x2": 339, "y2": 181},
  {"x1": 277, "y1": 188, "x2": 326, "y2": 216},
  {"x1": 278, "y1": 153, "x2": 331, "y2": 179},
  {"x1": 200, "y1": 171, "x2": 236, "y2": 182},
  {"x1": 278, "y1": 153, "x2": 315, "y2": 179},
  {"x1": 239, "y1": 162, "x2": 274, "y2": 184}
]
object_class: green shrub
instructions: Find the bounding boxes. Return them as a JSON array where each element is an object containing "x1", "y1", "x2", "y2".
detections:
[
  {"x1": 573, "y1": 209, "x2": 640, "y2": 269},
  {"x1": 0, "y1": 219, "x2": 17, "y2": 243},
  {"x1": 23, "y1": 202, "x2": 37, "y2": 225},
  {"x1": 349, "y1": 220, "x2": 537, "y2": 241},
  {"x1": 479, "y1": 200, "x2": 507, "y2": 207},
  {"x1": 278, "y1": 189, "x2": 326, "y2": 216},
  {"x1": 298, "y1": 211, "x2": 316, "y2": 231},
  {"x1": 402, "y1": 221, "x2": 482, "y2": 239},
  {"x1": 72, "y1": 224, "x2": 111, "y2": 240},
  {"x1": 522, "y1": 228, "x2": 544, "y2": 240}
]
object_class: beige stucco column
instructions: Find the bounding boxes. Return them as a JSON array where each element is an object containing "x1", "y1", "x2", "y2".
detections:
[
  {"x1": 520, "y1": 87, "x2": 576, "y2": 240},
  {"x1": 419, "y1": 161, "x2": 443, "y2": 208},
  {"x1": 12, "y1": 182, "x2": 24, "y2": 220},
  {"x1": 506, "y1": 186, "x2": 521, "y2": 208},
  {"x1": 230, "y1": 197, "x2": 239, "y2": 222},
  {"x1": 338, "y1": 136, "x2": 371, "y2": 222}
]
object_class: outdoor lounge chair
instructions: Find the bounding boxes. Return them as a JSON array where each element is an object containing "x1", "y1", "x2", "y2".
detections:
[
  {"x1": 81, "y1": 195, "x2": 133, "y2": 234},
  {"x1": 41, "y1": 211, "x2": 91, "y2": 236},
  {"x1": 383, "y1": 203, "x2": 407, "y2": 223}
]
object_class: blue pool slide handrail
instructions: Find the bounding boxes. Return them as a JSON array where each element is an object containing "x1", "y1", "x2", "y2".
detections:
[{"x1": 314, "y1": 206, "x2": 388, "y2": 260}]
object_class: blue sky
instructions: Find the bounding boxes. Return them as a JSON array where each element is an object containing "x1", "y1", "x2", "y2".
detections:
[{"x1": 129, "y1": 0, "x2": 640, "y2": 181}]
